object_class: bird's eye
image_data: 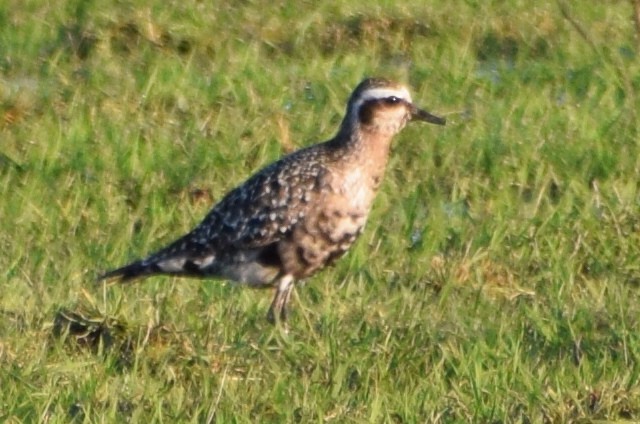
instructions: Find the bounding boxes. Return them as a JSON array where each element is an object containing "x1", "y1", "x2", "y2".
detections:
[{"x1": 384, "y1": 96, "x2": 401, "y2": 105}]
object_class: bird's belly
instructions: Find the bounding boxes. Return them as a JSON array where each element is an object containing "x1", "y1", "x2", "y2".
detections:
[
  {"x1": 278, "y1": 202, "x2": 367, "y2": 279},
  {"x1": 320, "y1": 211, "x2": 367, "y2": 245},
  {"x1": 214, "y1": 249, "x2": 281, "y2": 287}
]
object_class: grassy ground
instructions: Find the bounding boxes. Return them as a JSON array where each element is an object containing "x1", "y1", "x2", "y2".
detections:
[{"x1": 1, "y1": 0, "x2": 640, "y2": 422}]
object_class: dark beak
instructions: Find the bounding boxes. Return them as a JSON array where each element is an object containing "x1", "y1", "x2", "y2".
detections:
[{"x1": 411, "y1": 105, "x2": 446, "y2": 126}]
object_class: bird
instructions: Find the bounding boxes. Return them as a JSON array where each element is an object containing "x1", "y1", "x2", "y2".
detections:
[{"x1": 98, "y1": 77, "x2": 445, "y2": 325}]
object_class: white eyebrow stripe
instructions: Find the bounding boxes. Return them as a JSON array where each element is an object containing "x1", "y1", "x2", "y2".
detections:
[
  {"x1": 361, "y1": 87, "x2": 412, "y2": 102},
  {"x1": 352, "y1": 86, "x2": 412, "y2": 112}
]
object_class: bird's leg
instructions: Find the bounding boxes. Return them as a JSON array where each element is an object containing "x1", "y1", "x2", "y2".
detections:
[
  {"x1": 279, "y1": 282, "x2": 294, "y2": 323},
  {"x1": 267, "y1": 274, "x2": 294, "y2": 326}
]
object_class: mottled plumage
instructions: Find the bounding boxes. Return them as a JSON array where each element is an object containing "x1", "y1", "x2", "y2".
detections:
[{"x1": 98, "y1": 77, "x2": 445, "y2": 325}]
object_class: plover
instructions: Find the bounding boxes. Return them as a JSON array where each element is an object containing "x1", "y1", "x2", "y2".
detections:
[{"x1": 98, "y1": 77, "x2": 445, "y2": 325}]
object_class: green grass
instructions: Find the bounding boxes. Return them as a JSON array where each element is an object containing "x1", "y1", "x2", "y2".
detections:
[{"x1": 2, "y1": 0, "x2": 640, "y2": 422}]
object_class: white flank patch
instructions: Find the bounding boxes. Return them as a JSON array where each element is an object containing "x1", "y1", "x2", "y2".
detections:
[{"x1": 158, "y1": 258, "x2": 186, "y2": 272}]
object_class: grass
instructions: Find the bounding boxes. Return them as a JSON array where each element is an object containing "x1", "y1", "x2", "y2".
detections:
[{"x1": 1, "y1": 0, "x2": 640, "y2": 422}]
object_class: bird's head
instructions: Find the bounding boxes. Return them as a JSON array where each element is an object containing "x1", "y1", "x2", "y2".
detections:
[{"x1": 344, "y1": 78, "x2": 445, "y2": 136}]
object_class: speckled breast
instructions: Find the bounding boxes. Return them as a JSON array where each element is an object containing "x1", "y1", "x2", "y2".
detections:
[{"x1": 277, "y1": 163, "x2": 380, "y2": 279}]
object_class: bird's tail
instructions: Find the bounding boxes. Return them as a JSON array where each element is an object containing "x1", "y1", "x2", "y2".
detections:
[
  {"x1": 96, "y1": 259, "x2": 160, "y2": 283},
  {"x1": 97, "y1": 232, "x2": 215, "y2": 284}
]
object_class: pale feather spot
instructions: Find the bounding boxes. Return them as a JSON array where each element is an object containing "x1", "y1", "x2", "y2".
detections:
[
  {"x1": 194, "y1": 255, "x2": 216, "y2": 268},
  {"x1": 158, "y1": 258, "x2": 186, "y2": 272}
]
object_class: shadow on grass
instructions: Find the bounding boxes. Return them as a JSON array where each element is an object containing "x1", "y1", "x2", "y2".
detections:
[{"x1": 50, "y1": 306, "x2": 203, "y2": 373}]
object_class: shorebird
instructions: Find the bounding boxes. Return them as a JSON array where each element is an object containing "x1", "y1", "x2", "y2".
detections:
[{"x1": 98, "y1": 77, "x2": 445, "y2": 325}]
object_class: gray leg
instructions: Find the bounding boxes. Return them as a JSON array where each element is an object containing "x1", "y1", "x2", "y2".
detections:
[{"x1": 267, "y1": 274, "x2": 294, "y2": 325}]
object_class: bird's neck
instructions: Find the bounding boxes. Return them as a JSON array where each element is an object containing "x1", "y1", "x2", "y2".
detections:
[
  {"x1": 329, "y1": 121, "x2": 395, "y2": 180},
  {"x1": 335, "y1": 118, "x2": 394, "y2": 155}
]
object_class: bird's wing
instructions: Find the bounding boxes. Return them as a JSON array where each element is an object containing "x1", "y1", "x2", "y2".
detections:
[
  {"x1": 98, "y1": 146, "x2": 329, "y2": 283},
  {"x1": 193, "y1": 153, "x2": 328, "y2": 250}
]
